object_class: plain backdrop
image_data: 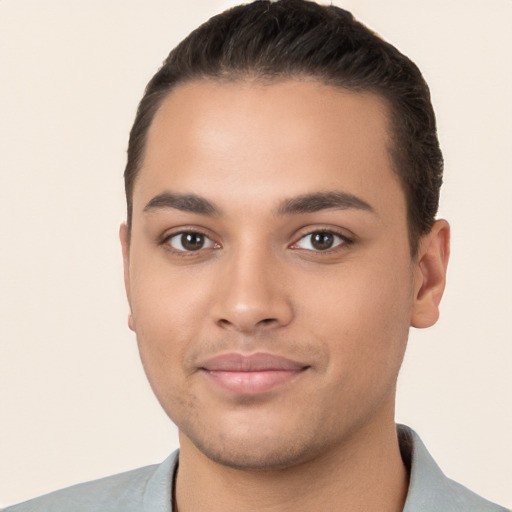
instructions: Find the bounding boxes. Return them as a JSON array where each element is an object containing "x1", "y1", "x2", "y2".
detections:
[{"x1": 0, "y1": 0, "x2": 511, "y2": 507}]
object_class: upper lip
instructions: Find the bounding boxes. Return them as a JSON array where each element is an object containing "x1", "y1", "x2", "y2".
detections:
[{"x1": 199, "y1": 352, "x2": 309, "y2": 372}]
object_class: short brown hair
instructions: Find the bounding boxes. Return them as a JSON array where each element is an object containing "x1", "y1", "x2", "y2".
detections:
[{"x1": 124, "y1": 0, "x2": 443, "y2": 254}]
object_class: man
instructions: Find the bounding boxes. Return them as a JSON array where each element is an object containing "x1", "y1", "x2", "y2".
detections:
[{"x1": 4, "y1": 1, "x2": 509, "y2": 511}]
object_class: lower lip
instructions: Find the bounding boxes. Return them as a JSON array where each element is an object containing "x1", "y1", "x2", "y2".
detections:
[{"x1": 203, "y1": 369, "x2": 305, "y2": 395}]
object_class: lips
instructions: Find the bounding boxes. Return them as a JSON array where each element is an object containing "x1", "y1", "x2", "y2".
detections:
[{"x1": 199, "y1": 353, "x2": 309, "y2": 395}]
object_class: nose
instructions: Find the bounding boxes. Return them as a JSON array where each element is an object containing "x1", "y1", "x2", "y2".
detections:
[{"x1": 211, "y1": 246, "x2": 293, "y2": 334}]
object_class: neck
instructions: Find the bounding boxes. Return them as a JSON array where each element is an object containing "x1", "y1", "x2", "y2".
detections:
[{"x1": 175, "y1": 414, "x2": 408, "y2": 512}]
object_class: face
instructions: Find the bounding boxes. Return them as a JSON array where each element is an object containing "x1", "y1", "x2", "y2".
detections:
[{"x1": 121, "y1": 79, "x2": 446, "y2": 470}]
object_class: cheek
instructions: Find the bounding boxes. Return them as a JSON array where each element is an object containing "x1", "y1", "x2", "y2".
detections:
[
  {"x1": 130, "y1": 250, "x2": 212, "y2": 334},
  {"x1": 128, "y1": 255, "x2": 213, "y2": 388},
  {"x1": 300, "y1": 254, "x2": 414, "y2": 375},
  {"x1": 131, "y1": 279, "x2": 202, "y2": 421}
]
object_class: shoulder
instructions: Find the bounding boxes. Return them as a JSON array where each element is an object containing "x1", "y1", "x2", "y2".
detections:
[
  {"x1": 398, "y1": 425, "x2": 510, "y2": 512},
  {"x1": 3, "y1": 451, "x2": 178, "y2": 512},
  {"x1": 443, "y1": 477, "x2": 511, "y2": 512}
]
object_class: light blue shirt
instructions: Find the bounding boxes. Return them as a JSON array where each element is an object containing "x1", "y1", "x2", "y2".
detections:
[{"x1": 3, "y1": 425, "x2": 509, "y2": 511}]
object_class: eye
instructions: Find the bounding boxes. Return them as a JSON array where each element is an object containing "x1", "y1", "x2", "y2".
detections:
[
  {"x1": 293, "y1": 231, "x2": 349, "y2": 251},
  {"x1": 165, "y1": 232, "x2": 217, "y2": 252}
]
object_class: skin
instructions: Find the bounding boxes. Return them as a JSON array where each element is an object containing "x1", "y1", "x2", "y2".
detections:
[{"x1": 120, "y1": 79, "x2": 450, "y2": 511}]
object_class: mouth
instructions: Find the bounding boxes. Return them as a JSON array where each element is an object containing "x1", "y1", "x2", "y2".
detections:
[{"x1": 198, "y1": 352, "x2": 310, "y2": 395}]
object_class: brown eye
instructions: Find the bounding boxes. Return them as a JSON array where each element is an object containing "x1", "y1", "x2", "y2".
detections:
[
  {"x1": 167, "y1": 232, "x2": 216, "y2": 252},
  {"x1": 311, "y1": 232, "x2": 335, "y2": 250},
  {"x1": 294, "y1": 231, "x2": 347, "y2": 251},
  {"x1": 181, "y1": 233, "x2": 205, "y2": 251}
]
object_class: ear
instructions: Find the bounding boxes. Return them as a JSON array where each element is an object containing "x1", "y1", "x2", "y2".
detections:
[
  {"x1": 411, "y1": 219, "x2": 450, "y2": 328},
  {"x1": 119, "y1": 223, "x2": 135, "y2": 332}
]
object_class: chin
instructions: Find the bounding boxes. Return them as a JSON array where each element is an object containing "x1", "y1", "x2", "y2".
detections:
[
  {"x1": 180, "y1": 417, "x2": 331, "y2": 471},
  {"x1": 196, "y1": 438, "x2": 318, "y2": 471}
]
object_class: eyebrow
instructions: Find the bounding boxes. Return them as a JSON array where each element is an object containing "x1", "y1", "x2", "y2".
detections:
[
  {"x1": 144, "y1": 192, "x2": 220, "y2": 216},
  {"x1": 276, "y1": 191, "x2": 375, "y2": 215},
  {"x1": 143, "y1": 190, "x2": 375, "y2": 217}
]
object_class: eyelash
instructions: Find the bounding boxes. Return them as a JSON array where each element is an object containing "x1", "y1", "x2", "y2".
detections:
[
  {"x1": 290, "y1": 229, "x2": 353, "y2": 254},
  {"x1": 161, "y1": 229, "x2": 219, "y2": 256},
  {"x1": 160, "y1": 228, "x2": 353, "y2": 255}
]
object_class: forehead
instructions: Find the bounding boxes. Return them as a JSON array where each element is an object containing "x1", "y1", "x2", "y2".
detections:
[{"x1": 134, "y1": 79, "x2": 404, "y2": 219}]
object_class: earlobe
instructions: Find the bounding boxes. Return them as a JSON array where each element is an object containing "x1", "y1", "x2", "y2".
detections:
[
  {"x1": 411, "y1": 219, "x2": 450, "y2": 329},
  {"x1": 119, "y1": 223, "x2": 135, "y2": 331}
]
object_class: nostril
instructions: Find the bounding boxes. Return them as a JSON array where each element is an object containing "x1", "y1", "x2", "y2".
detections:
[
  {"x1": 216, "y1": 317, "x2": 278, "y2": 332},
  {"x1": 218, "y1": 319, "x2": 233, "y2": 329}
]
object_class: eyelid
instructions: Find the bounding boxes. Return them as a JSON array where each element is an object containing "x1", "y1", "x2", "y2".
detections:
[
  {"x1": 289, "y1": 227, "x2": 354, "y2": 252},
  {"x1": 158, "y1": 225, "x2": 353, "y2": 255},
  {"x1": 160, "y1": 227, "x2": 221, "y2": 253}
]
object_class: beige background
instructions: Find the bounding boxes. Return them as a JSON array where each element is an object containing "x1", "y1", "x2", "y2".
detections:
[{"x1": 0, "y1": 0, "x2": 510, "y2": 507}]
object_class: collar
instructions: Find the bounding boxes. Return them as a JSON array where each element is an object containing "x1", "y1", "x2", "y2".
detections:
[
  {"x1": 398, "y1": 424, "x2": 507, "y2": 512},
  {"x1": 141, "y1": 425, "x2": 507, "y2": 512}
]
